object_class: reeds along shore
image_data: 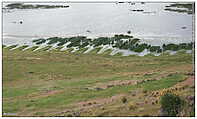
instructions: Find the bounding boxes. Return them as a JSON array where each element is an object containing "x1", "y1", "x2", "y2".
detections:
[{"x1": 30, "y1": 34, "x2": 193, "y2": 53}]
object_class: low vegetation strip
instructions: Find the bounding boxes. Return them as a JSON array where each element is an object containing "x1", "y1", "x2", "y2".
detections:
[
  {"x1": 5, "y1": 3, "x2": 69, "y2": 9},
  {"x1": 31, "y1": 35, "x2": 193, "y2": 53},
  {"x1": 3, "y1": 34, "x2": 193, "y2": 57},
  {"x1": 165, "y1": 3, "x2": 193, "y2": 14}
]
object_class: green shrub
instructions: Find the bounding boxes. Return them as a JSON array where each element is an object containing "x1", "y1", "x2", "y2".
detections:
[
  {"x1": 57, "y1": 41, "x2": 67, "y2": 46},
  {"x1": 47, "y1": 37, "x2": 61, "y2": 45},
  {"x1": 7, "y1": 45, "x2": 18, "y2": 49},
  {"x1": 33, "y1": 38, "x2": 46, "y2": 45},
  {"x1": 133, "y1": 43, "x2": 148, "y2": 52},
  {"x1": 150, "y1": 46, "x2": 162, "y2": 53},
  {"x1": 142, "y1": 90, "x2": 147, "y2": 93},
  {"x1": 121, "y1": 97, "x2": 127, "y2": 103},
  {"x1": 114, "y1": 34, "x2": 133, "y2": 39},
  {"x1": 2, "y1": 45, "x2": 6, "y2": 48},
  {"x1": 160, "y1": 93, "x2": 182, "y2": 116},
  {"x1": 130, "y1": 38, "x2": 140, "y2": 44},
  {"x1": 163, "y1": 44, "x2": 179, "y2": 51}
]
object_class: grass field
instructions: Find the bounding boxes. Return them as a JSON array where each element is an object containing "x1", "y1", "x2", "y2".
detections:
[{"x1": 2, "y1": 46, "x2": 195, "y2": 117}]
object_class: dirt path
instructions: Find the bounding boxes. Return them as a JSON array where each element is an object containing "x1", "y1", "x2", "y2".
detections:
[
  {"x1": 150, "y1": 75, "x2": 195, "y2": 100},
  {"x1": 176, "y1": 76, "x2": 194, "y2": 87},
  {"x1": 55, "y1": 94, "x2": 126, "y2": 116},
  {"x1": 89, "y1": 71, "x2": 177, "y2": 90},
  {"x1": 54, "y1": 73, "x2": 194, "y2": 116}
]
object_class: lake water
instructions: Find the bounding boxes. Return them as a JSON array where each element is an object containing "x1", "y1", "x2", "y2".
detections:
[{"x1": 3, "y1": 2, "x2": 194, "y2": 46}]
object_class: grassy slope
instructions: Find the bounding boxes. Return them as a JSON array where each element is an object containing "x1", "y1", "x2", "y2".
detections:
[{"x1": 2, "y1": 47, "x2": 194, "y2": 116}]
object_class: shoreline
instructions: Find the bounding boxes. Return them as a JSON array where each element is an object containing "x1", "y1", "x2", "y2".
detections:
[
  {"x1": 3, "y1": 33, "x2": 193, "y2": 46},
  {"x1": 3, "y1": 33, "x2": 194, "y2": 57}
]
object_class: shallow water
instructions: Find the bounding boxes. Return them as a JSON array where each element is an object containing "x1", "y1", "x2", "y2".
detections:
[{"x1": 3, "y1": 2, "x2": 193, "y2": 46}]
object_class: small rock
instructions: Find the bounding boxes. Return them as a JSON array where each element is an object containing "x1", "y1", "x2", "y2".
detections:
[
  {"x1": 83, "y1": 104, "x2": 86, "y2": 106},
  {"x1": 127, "y1": 30, "x2": 131, "y2": 34},
  {"x1": 155, "y1": 100, "x2": 158, "y2": 104},
  {"x1": 139, "y1": 108, "x2": 144, "y2": 112},
  {"x1": 107, "y1": 85, "x2": 113, "y2": 88},
  {"x1": 73, "y1": 112, "x2": 80, "y2": 116},
  {"x1": 187, "y1": 95, "x2": 195, "y2": 101},
  {"x1": 95, "y1": 87, "x2": 103, "y2": 91}
]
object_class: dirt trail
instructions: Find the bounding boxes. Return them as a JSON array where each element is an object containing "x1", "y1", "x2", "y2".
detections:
[
  {"x1": 90, "y1": 71, "x2": 176, "y2": 90},
  {"x1": 150, "y1": 75, "x2": 195, "y2": 100},
  {"x1": 175, "y1": 76, "x2": 194, "y2": 87},
  {"x1": 54, "y1": 72, "x2": 194, "y2": 116},
  {"x1": 27, "y1": 90, "x2": 64, "y2": 100},
  {"x1": 55, "y1": 94, "x2": 126, "y2": 116}
]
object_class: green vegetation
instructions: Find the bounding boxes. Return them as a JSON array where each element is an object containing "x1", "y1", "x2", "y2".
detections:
[
  {"x1": 166, "y1": 3, "x2": 193, "y2": 10},
  {"x1": 33, "y1": 38, "x2": 46, "y2": 45},
  {"x1": 140, "y1": 74, "x2": 185, "y2": 91},
  {"x1": 160, "y1": 93, "x2": 182, "y2": 116},
  {"x1": 164, "y1": 8, "x2": 193, "y2": 14},
  {"x1": 2, "y1": 2, "x2": 195, "y2": 116},
  {"x1": 165, "y1": 3, "x2": 193, "y2": 14},
  {"x1": 6, "y1": 3, "x2": 69, "y2": 9},
  {"x1": 150, "y1": 46, "x2": 162, "y2": 53},
  {"x1": 15, "y1": 45, "x2": 29, "y2": 50},
  {"x1": 2, "y1": 47, "x2": 194, "y2": 116},
  {"x1": 133, "y1": 43, "x2": 150, "y2": 52},
  {"x1": 121, "y1": 97, "x2": 127, "y2": 103},
  {"x1": 5, "y1": 45, "x2": 18, "y2": 50},
  {"x1": 31, "y1": 34, "x2": 193, "y2": 54},
  {"x1": 3, "y1": 45, "x2": 6, "y2": 48},
  {"x1": 163, "y1": 43, "x2": 193, "y2": 51},
  {"x1": 25, "y1": 46, "x2": 39, "y2": 51}
]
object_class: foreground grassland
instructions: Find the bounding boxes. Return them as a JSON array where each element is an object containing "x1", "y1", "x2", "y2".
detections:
[{"x1": 3, "y1": 47, "x2": 194, "y2": 117}]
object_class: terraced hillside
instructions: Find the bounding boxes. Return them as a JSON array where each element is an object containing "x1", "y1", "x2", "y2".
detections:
[{"x1": 2, "y1": 45, "x2": 194, "y2": 116}]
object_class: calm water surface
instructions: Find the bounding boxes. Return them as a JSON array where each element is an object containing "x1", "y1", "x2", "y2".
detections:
[{"x1": 3, "y1": 2, "x2": 193, "y2": 46}]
